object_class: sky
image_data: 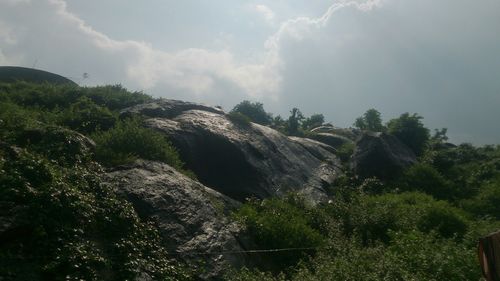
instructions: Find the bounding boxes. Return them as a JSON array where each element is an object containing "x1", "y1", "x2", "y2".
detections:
[{"x1": 1, "y1": 0, "x2": 499, "y2": 144}]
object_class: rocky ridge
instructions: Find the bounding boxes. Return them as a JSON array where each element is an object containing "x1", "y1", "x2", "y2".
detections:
[{"x1": 121, "y1": 99, "x2": 343, "y2": 203}]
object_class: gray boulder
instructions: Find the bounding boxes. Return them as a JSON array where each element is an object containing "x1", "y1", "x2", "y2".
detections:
[
  {"x1": 120, "y1": 98, "x2": 224, "y2": 119},
  {"x1": 106, "y1": 160, "x2": 249, "y2": 280},
  {"x1": 350, "y1": 132, "x2": 417, "y2": 180},
  {"x1": 122, "y1": 100, "x2": 342, "y2": 203}
]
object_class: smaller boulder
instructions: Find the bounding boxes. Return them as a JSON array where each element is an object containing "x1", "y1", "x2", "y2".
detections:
[
  {"x1": 350, "y1": 132, "x2": 416, "y2": 180},
  {"x1": 105, "y1": 160, "x2": 250, "y2": 279}
]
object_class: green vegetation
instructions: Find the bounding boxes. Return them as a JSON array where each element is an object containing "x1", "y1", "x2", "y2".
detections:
[
  {"x1": 2, "y1": 83, "x2": 500, "y2": 280},
  {"x1": 0, "y1": 81, "x2": 192, "y2": 280},
  {"x1": 233, "y1": 196, "x2": 325, "y2": 270},
  {"x1": 230, "y1": 100, "x2": 272, "y2": 125},
  {"x1": 230, "y1": 178, "x2": 499, "y2": 280},
  {"x1": 230, "y1": 102, "x2": 328, "y2": 136},
  {"x1": 301, "y1": 113, "x2": 324, "y2": 131},
  {"x1": 229, "y1": 114, "x2": 500, "y2": 280},
  {"x1": 92, "y1": 118, "x2": 184, "y2": 169},
  {"x1": 336, "y1": 142, "x2": 355, "y2": 163},
  {"x1": 227, "y1": 111, "x2": 253, "y2": 127},
  {"x1": 397, "y1": 163, "x2": 454, "y2": 200},
  {"x1": 387, "y1": 112, "x2": 430, "y2": 156},
  {"x1": 0, "y1": 145, "x2": 190, "y2": 280},
  {"x1": 354, "y1": 108, "x2": 385, "y2": 132}
]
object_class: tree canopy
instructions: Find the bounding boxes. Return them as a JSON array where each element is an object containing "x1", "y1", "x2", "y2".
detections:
[
  {"x1": 387, "y1": 112, "x2": 430, "y2": 156},
  {"x1": 302, "y1": 114, "x2": 325, "y2": 131},
  {"x1": 287, "y1": 108, "x2": 304, "y2": 136},
  {"x1": 354, "y1": 109, "x2": 385, "y2": 132},
  {"x1": 230, "y1": 100, "x2": 272, "y2": 125}
]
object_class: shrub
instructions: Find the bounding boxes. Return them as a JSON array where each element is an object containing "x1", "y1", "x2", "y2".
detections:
[
  {"x1": 59, "y1": 96, "x2": 117, "y2": 134},
  {"x1": 234, "y1": 196, "x2": 325, "y2": 270},
  {"x1": 462, "y1": 179, "x2": 500, "y2": 219},
  {"x1": 353, "y1": 108, "x2": 384, "y2": 132},
  {"x1": 227, "y1": 111, "x2": 252, "y2": 127},
  {"x1": 0, "y1": 82, "x2": 152, "y2": 112},
  {"x1": 417, "y1": 203, "x2": 468, "y2": 238},
  {"x1": 0, "y1": 102, "x2": 39, "y2": 139},
  {"x1": 233, "y1": 230, "x2": 480, "y2": 281},
  {"x1": 92, "y1": 118, "x2": 184, "y2": 170},
  {"x1": 336, "y1": 192, "x2": 470, "y2": 244},
  {"x1": 398, "y1": 163, "x2": 454, "y2": 200},
  {"x1": 0, "y1": 81, "x2": 80, "y2": 109},
  {"x1": 230, "y1": 100, "x2": 272, "y2": 125},
  {"x1": 387, "y1": 112, "x2": 430, "y2": 156},
  {"x1": 81, "y1": 84, "x2": 152, "y2": 110},
  {"x1": 0, "y1": 143, "x2": 191, "y2": 280},
  {"x1": 302, "y1": 114, "x2": 325, "y2": 131},
  {"x1": 384, "y1": 231, "x2": 479, "y2": 281},
  {"x1": 336, "y1": 142, "x2": 354, "y2": 163}
]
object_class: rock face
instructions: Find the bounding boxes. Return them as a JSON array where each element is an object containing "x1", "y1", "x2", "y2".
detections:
[
  {"x1": 105, "y1": 160, "x2": 249, "y2": 280},
  {"x1": 120, "y1": 99, "x2": 224, "y2": 119},
  {"x1": 309, "y1": 133, "x2": 353, "y2": 149},
  {"x1": 121, "y1": 100, "x2": 342, "y2": 203},
  {"x1": 350, "y1": 132, "x2": 417, "y2": 180}
]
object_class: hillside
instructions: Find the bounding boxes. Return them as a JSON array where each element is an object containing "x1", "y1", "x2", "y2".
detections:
[
  {"x1": 0, "y1": 66, "x2": 77, "y2": 86},
  {"x1": 1, "y1": 81, "x2": 500, "y2": 280}
]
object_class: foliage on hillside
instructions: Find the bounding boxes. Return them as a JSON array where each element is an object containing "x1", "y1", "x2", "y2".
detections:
[
  {"x1": 230, "y1": 139, "x2": 500, "y2": 280},
  {"x1": 0, "y1": 82, "x2": 192, "y2": 280},
  {"x1": 2, "y1": 83, "x2": 500, "y2": 280},
  {"x1": 92, "y1": 118, "x2": 184, "y2": 169},
  {"x1": 0, "y1": 82, "x2": 185, "y2": 171}
]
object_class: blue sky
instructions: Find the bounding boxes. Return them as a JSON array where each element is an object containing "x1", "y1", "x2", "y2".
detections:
[{"x1": 1, "y1": 0, "x2": 500, "y2": 144}]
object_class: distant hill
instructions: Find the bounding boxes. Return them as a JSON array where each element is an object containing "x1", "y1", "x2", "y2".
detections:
[{"x1": 0, "y1": 66, "x2": 77, "y2": 85}]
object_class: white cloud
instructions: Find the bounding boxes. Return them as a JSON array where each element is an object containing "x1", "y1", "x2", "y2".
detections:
[
  {"x1": 1, "y1": 0, "x2": 282, "y2": 98},
  {"x1": 0, "y1": 21, "x2": 16, "y2": 44},
  {"x1": 265, "y1": 0, "x2": 382, "y2": 49},
  {"x1": 8, "y1": 0, "x2": 382, "y2": 99},
  {"x1": 254, "y1": 4, "x2": 276, "y2": 24},
  {"x1": 0, "y1": 49, "x2": 8, "y2": 64},
  {"x1": 0, "y1": 0, "x2": 382, "y2": 100},
  {"x1": 0, "y1": 0, "x2": 30, "y2": 5}
]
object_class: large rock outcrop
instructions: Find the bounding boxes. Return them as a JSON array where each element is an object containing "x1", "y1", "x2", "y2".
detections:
[
  {"x1": 121, "y1": 100, "x2": 342, "y2": 203},
  {"x1": 105, "y1": 160, "x2": 250, "y2": 279},
  {"x1": 350, "y1": 132, "x2": 417, "y2": 180}
]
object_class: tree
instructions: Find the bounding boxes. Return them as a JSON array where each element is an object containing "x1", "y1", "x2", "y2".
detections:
[
  {"x1": 387, "y1": 113, "x2": 430, "y2": 156},
  {"x1": 431, "y1": 128, "x2": 448, "y2": 143},
  {"x1": 302, "y1": 114, "x2": 325, "y2": 131},
  {"x1": 271, "y1": 115, "x2": 286, "y2": 133},
  {"x1": 287, "y1": 108, "x2": 304, "y2": 136},
  {"x1": 230, "y1": 100, "x2": 272, "y2": 125},
  {"x1": 353, "y1": 109, "x2": 384, "y2": 132}
]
